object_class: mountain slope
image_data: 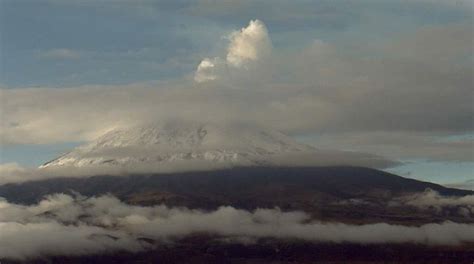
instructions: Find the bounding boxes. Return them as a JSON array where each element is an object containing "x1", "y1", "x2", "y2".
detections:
[{"x1": 1, "y1": 166, "x2": 471, "y2": 224}]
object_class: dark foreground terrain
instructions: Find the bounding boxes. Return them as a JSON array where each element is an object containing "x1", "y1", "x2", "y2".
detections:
[{"x1": 3, "y1": 236, "x2": 474, "y2": 264}]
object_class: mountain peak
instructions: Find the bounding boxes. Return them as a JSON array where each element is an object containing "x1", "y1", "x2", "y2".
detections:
[{"x1": 39, "y1": 122, "x2": 315, "y2": 170}]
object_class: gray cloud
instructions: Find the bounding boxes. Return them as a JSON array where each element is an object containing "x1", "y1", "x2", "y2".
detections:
[
  {"x1": 399, "y1": 189, "x2": 474, "y2": 211},
  {"x1": 1, "y1": 193, "x2": 474, "y2": 260},
  {"x1": 337, "y1": 189, "x2": 474, "y2": 218},
  {"x1": 37, "y1": 48, "x2": 82, "y2": 60},
  {"x1": 300, "y1": 132, "x2": 474, "y2": 162},
  {"x1": 0, "y1": 21, "x2": 472, "y2": 165},
  {"x1": 0, "y1": 146, "x2": 398, "y2": 185},
  {"x1": 405, "y1": 189, "x2": 474, "y2": 208}
]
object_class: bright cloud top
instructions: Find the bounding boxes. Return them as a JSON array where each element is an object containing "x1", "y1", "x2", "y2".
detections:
[
  {"x1": 226, "y1": 19, "x2": 271, "y2": 67},
  {"x1": 194, "y1": 19, "x2": 271, "y2": 83}
]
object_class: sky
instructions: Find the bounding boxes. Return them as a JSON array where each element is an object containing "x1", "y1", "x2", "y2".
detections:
[{"x1": 0, "y1": 0, "x2": 473, "y2": 187}]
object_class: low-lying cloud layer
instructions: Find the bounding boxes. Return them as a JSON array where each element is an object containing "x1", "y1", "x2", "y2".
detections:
[
  {"x1": 1, "y1": 193, "x2": 474, "y2": 260},
  {"x1": 405, "y1": 189, "x2": 474, "y2": 208},
  {"x1": 394, "y1": 189, "x2": 474, "y2": 217},
  {"x1": 338, "y1": 189, "x2": 474, "y2": 219}
]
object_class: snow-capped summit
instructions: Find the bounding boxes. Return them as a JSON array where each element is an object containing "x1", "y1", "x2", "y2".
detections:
[{"x1": 39, "y1": 122, "x2": 316, "y2": 171}]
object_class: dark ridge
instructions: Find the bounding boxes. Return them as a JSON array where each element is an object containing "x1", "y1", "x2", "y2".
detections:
[
  {"x1": 3, "y1": 237, "x2": 474, "y2": 264},
  {"x1": 0, "y1": 166, "x2": 471, "y2": 206}
]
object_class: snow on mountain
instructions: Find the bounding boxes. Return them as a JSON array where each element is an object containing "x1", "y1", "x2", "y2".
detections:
[{"x1": 39, "y1": 122, "x2": 316, "y2": 171}]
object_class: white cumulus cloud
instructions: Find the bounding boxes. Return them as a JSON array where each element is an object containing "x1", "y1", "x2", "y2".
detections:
[
  {"x1": 194, "y1": 19, "x2": 272, "y2": 83},
  {"x1": 194, "y1": 57, "x2": 222, "y2": 83},
  {"x1": 226, "y1": 19, "x2": 271, "y2": 67}
]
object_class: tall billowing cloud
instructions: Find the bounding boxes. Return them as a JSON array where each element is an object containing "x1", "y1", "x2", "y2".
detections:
[
  {"x1": 194, "y1": 19, "x2": 272, "y2": 83},
  {"x1": 1, "y1": 193, "x2": 474, "y2": 260},
  {"x1": 226, "y1": 19, "x2": 271, "y2": 67}
]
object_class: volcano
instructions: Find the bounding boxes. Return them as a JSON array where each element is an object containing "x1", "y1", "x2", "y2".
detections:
[{"x1": 1, "y1": 122, "x2": 473, "y2": 264}]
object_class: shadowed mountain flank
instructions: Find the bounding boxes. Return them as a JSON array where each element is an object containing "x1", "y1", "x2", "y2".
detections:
[{"x1": 1, "y1": 166, "x2": 471, "y2": 225}]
